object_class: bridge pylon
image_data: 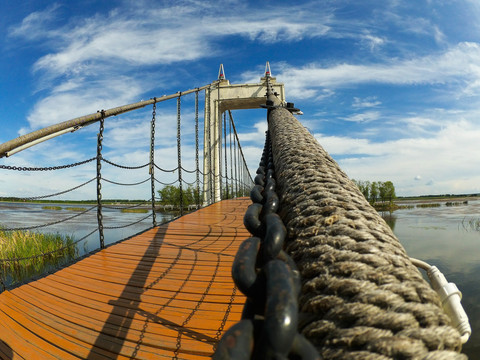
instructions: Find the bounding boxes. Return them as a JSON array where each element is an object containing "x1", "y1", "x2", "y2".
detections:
[{"x1": 203, "y1": 64, "x2": 285, "y2": 204}]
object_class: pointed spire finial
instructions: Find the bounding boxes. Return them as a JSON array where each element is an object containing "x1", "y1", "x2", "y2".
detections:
[
  {"x1": 218, "y1": 64, "x2": 226, "y2": 80},
  {"x1": 265, "y1": 61, "x2": 272, "y2": 78}
]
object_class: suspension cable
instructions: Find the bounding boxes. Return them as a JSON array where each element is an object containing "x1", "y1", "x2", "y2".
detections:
[
  {"x1": 177, "y1": 93, "x2": 183, "y2": 216},
  {"x1": 150, "y1": 99, "x2": 157, "y2": 227},
  {"x1": 96, "y1": 112, "x2": 105, "y2": 249},
  {"x1": 195, "y1": 90, "x2": 201, "y2": 208},
  {"x1": 224, "y1": 112, "x2": 229, "y2": 199}
]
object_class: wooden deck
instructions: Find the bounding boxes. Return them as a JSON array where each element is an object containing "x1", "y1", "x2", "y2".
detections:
[{"x1": 0, "y1": 198, "x2": 250, "y2": 359}]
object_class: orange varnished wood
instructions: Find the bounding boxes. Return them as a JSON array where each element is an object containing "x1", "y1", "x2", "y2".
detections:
[{"x1": 0, "y1": 198, "x2": 250, "y2": 359}]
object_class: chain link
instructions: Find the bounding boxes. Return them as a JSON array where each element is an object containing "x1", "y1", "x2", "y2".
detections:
[
  {"x1": 177, "y1": 94, "x2": 184, "y2": 216},
  {"x1": 150, "y1": 99, "x2": 157, "y2": 227},
  {"x1": 96, "y1": 113, "x2": 105, "y2": 249},
  {"x1": 103, "y1": 212, "x2": 152, "y2": 230},
  {"x1": 213, "y1": 130, "x2": 320, "y2": 360},
  {"x1": 0, "y1": 157, "x2": 96, "y2": 172},
  {"x1": 195, "y1": 90, "x2": 201, "y2": 208},
  {"x1": 101, "y1": 157, "x2": 149, "y2": 170},
  {"x1": 3, "y1": 205, "x2": 97, "y2": 232},
  {"x1": 16, "y1": 177, "x2": 96, "y2": 201}
]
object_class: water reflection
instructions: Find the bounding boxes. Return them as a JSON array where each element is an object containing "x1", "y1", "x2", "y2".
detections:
[
  {"x1": 0, "y1": 202, "x2": 175, "y2": 288},
  {"x1": 381, "y1": 199, "x2": 480, "y2": 357},
  {"x1": 380, "y1": 211, "x2": 397, "y2": 231}
]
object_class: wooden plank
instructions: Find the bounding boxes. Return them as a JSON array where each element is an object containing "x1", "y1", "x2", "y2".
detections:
[{"x1": 0, "y1": 198, "x2": 250, "y2": 359}]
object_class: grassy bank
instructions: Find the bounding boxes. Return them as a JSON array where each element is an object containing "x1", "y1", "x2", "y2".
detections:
[{"x1": 0, "y1": 229, "x2": 78, "y2": 288}]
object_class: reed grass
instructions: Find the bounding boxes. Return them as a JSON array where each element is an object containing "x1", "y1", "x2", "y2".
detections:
[
  {"x1": 0, "y1": 229, "x2": 78, "y2": 288},
  {"x1": 67, "y1": 207, "x2": 87, "y2": 212},
  {"x1": 42, "y1": 205, "x2": 62, "y2": 210},
  {"x1": 461, "y1": 217, "x2": 480, "y2": 232},
  {"x1": 121, "y1": 208, "x2": 149, "y2": 213},
  {"x1": 416, "y1": 203, "x2": 441, "y2": 208}
]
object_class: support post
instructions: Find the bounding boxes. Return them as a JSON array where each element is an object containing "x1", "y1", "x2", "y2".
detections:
[
  {"x1": 96, "y1": 113, "x2": 105, "y2": 249},
  {"x1": 150, "y1": 100, "x2": 157, "y2": 227}
]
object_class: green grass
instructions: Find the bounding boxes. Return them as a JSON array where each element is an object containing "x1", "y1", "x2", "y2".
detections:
[
  {"x1": 0, "y1": 229, "x2": 78, "y2": 288},
  {"x1": 67, "y1": 207, "x2": 87, "y2": 212},
  {"x1": 42, "y1": 206, "x2": 62, "y2": 210},
  {"x1": 120, "y1": 208, "x2": 149, "y2": 213},
  {"x1": 416, "y1": 203, "x2": 441, "y2": 208}
]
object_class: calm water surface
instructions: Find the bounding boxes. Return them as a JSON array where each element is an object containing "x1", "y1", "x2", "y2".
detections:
[
  {"x1": 1, "y1": 201, "x2": 479, "y2": 357},
  {"x1": 0, "y1": 202, "x2": 174, "y2": 255},
  {"x1": 383, "y1": 199, "x2": 480, "y2": 358}
]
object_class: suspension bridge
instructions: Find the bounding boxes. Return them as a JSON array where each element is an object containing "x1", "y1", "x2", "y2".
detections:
[{"x1": 0, "y1": 64, "x2": 470, "y2": 359}]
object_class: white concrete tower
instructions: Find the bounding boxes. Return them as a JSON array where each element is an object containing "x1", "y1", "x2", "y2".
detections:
[{"x1": 203, "y1": 63, "x2": 285, "y2": 204}]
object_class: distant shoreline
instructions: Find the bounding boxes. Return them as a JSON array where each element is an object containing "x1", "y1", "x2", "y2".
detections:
[{"x1": 395, "y1": 194, "x2": 480, "y2": 204}]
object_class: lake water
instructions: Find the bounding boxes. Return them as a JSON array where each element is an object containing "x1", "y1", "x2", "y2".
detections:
[
  {"x1": 382, "y1": 199, "x2": 480, "y2": 358},
  {"x1": 0, "y1": 200, "x2": 478, "y2": 357}
]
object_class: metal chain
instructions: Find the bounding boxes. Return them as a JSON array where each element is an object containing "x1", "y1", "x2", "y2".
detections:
[
  {"x1": 150, "y1": 99, "x2": 157, "y2": 227},
  {"x1": 195, "y1": 90, "x2": 201, "y2": 208},
  {"x1": 177, "y1": 93, "x2": 183, "y2": 216},
  {"x1": 101, "y1": 177, "x2": 150, "y2": 186},
  {"x1": 16, "y1": 177, "x2": 96, "y2": 201},
  {"x1": 0, "y1": 157, "x2": 96, "y2": 172},
  {"x1": 103, "y1": 212, "x2": 152, "y2": 229},
  {"x1": 233, "y1": 126, "x2": 238, "y2": 197},
  {"x1": 207, "y1": 87, "x2": 213, "y2": 204},
  {"x1": 229, "y1": 113, "x2": 233, "y2": 198},
  {"x1": 224, "y1": 112, "x2": 229, "y2": 199},
  {"x1": 97, "y1": 113, "x2": 105, "y2": 249},
  {"x1": 153, "y1": 163, "x2": 178, "y2": 173},
  {"x1": 101, "y1": 157, "x2": 149, "y2": 170},
  {"x1": 213, "y1": 130, "x2": 320, "y2": 360},
  {"x1": 2, "y1": 205, "x2": 97, "y2": 232}
]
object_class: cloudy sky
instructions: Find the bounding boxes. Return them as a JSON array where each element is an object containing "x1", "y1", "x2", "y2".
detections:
[{"x1": 2, "y1": 0, "x2": 480, "y2": 199}]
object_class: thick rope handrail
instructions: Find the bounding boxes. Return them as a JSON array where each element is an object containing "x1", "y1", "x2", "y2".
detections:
[
  {"x1": 268, "y1": 107, "x2": 467, "y2": 359},
  {"x1": 0, "y1": 84, "x2": 212, "y2": 158}
]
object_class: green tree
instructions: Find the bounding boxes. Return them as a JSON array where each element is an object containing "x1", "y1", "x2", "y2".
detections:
[
  {"x1": 383, "y1": 181, "x2": 396, "y2": 203},
  {"x1": 353, "y1": 179, "x2": 396, "y2": 205},
  {"x1": 370, "y1": 182, "x2": 379, "y2": 204},
  {"x1": 157, "y1": 185, "x2": 201, "y2": 207}
]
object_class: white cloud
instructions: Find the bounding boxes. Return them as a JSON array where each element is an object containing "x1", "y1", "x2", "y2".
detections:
[
  {"x1": 317, "y1": 118, "x2": 480, "y2": 196},
  {"x1": 8, "y1": 4, "x2": 60, "y2": 40},
  {"x1": 342, "y1": 111, "x2": 381, "y2": 123},
  {"x1": 353, "y1": 96, "x2": 381, "y2": 108},
  {"x1": 273, "y1": 42, "x2": 480, "y2": 100}
]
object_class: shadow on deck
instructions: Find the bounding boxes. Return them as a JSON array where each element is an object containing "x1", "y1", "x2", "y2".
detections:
[{"x1": 0, "y1": 198, "x2": 250, "y2": 360}]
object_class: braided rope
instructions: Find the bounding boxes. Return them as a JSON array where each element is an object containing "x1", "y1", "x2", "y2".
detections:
[{"x1": 268, "y1": 108, "x2": 467, "y2": 360}]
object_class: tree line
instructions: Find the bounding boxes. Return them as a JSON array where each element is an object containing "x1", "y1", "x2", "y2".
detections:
[{"x1": 352, "y1": 180, "x2": 396, "y2": 204}]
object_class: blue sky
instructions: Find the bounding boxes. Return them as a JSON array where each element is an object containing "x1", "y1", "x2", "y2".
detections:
[{"x1": 2, "y1": 0, "x2": 480, "y2": 199}]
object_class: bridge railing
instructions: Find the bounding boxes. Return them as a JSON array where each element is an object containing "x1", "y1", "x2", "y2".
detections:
[
  {"x1": 0, "y1": 84, "x2": 253, "y2": 291},
  {"x1": 214, "y1": 76, "x2": 470, "y2": 359}
]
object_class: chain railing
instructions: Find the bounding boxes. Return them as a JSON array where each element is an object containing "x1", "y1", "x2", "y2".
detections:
[{"x1": 0, "y1": 84, "x2": 252, "y2": 292}]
